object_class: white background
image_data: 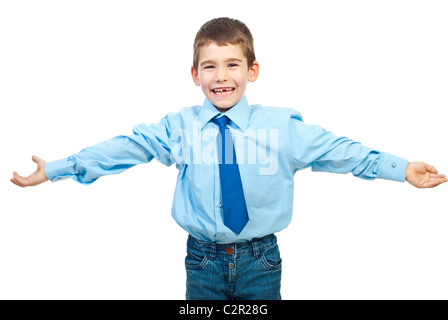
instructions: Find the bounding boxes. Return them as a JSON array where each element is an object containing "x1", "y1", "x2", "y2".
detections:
[{"x1": 1, "y1": 0, "x2": 447, "y2": 299}]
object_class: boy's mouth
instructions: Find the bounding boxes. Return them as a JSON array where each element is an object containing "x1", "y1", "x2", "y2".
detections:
[{"x1": 211, "y1": 87, "x2": 235, "y2": 96}]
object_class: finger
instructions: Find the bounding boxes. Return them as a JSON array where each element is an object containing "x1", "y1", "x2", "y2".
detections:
[
  {"x1": 32, "y1": 155, "x2": 46, "y2": 170},
  {"x1": 428, "y1": 174, "x2": 446, "y2": 186},
  {"x1": 425, "y1": 163, "x2": 438, "y2": 174},
  {"x1": 425, "y1": 176, "x2": 448, "y2": 188},
  {"x1": 10, "y1": 177, "x2": 19, "y2": 186},
  {"x1": 32, "y1": 155, "x2": 40, "y2": 164},
  {"x1": 12, "y1": 173, "x2": 30, "y2": 187},
  {"x1": 434, "y1": 176, "x2": 448, "y2": 184},
  {"x1": 11, "y1": 176, "x2": 24, "y2": 187}
]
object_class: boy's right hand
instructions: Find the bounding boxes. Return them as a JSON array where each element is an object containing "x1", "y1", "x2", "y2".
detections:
[{"x1": 11, "y1": 155, "x2": 49, "y2": 188}]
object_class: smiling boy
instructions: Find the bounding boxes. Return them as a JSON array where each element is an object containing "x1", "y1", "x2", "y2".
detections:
[
  {"x1": 11, "y1": 17, "x2": 446, "y2": 300},
  {"x1": 191, "y1": 41, "x2": 259, "y2": 112}
]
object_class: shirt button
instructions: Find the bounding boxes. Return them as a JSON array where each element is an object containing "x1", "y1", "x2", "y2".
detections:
[
  {"x1": 219, "y1": 203, "x2": 223, "y2": 208},
  {"x1": 226, "y1": 247, "x2": 234, "y2": 255},
  {"x1": 220, "y1": 234, "x2": 226, "y2": 239},
  {"x1": 392, "y1": 163, "x2": 397, "y2": 168},
  {"x1": 228, "y1": 263, "x2": 235, "y2": 269}
]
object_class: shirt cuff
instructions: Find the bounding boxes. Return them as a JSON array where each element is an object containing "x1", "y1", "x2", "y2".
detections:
[
  {"x1": 45, "y1": 158, "x2": 72, "y2": 182},
  {"x1": 377, "y1": 153, "x2": 408, "y2": 182}
]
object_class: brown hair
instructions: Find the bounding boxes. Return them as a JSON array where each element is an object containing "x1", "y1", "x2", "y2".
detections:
[{"x1": 193, "y1": 17, "x2": 256, "y2": 71}]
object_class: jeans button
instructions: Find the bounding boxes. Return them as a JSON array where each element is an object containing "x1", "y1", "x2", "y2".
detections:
[
  {"x1": 228, "y1": 263, "x2": 235, "y2": 269},
  {"x1": 225, "y1": 247, "x2": 234, "y2": 255}
]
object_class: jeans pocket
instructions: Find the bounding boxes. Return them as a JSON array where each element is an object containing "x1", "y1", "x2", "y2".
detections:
[
  {"x1": 260, "y1": 244, "x2": 282, "y2": 271},
  {"x1": 185, "y1": 247, "x2": 209, "y2": 270}
]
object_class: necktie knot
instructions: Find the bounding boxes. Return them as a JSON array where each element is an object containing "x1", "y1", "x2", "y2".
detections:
[{"x1": 212, "y1": 116, "x2": 230, "y2": 129}]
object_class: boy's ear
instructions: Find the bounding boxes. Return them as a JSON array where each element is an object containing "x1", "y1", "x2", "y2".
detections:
[
  {"x1": 191, "y1": 66, "x2": 200, "y2": 86},
  {"x1": 248, "y1": 61, "x2": 259, "y2": 82}
]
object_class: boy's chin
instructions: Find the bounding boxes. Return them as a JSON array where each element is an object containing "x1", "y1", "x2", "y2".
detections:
[
  {"x1": 208, "y1": 96, "x2": 240, "y2": 112},
  {"x1": 212, "y1": 102, "x2": 234, "y2": 112}
]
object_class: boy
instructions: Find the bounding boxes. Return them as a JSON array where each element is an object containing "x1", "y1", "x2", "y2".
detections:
[{"x1": 11, "y1": 17, "x2": 446, "y2": 300}]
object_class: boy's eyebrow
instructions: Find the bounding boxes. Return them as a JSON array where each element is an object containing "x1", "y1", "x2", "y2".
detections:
[{"x1": 200, "y1": 58, "x2": 243, "y2": 66}]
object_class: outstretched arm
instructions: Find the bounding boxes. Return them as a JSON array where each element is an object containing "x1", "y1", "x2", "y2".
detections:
[
  {"x1": 10, "y1": 117, "x2": 176, "y2": 186},
  {"x1": 405, "y1": 162, "x2": 447, "y2": 188},
  {"x1": 11, "y1": 155, "x2": 48, "y2": 188}
]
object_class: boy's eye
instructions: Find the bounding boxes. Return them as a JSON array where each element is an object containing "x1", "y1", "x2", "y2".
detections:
[
  {"x1": 228, "y1": 64, "x2": 238, "y2": 68},
  {"x1": 204, "y1": 65, "x2": 215, "y2": 69}
]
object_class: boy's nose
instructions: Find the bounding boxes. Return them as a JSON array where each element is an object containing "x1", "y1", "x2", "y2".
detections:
[{"x1": 215, "y1": 67, "x2": 229, "y2": 82}]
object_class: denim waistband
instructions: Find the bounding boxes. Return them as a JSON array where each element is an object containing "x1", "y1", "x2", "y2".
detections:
[{"x1": 187, "y1": 234, "x2": 277, "y2": 259}]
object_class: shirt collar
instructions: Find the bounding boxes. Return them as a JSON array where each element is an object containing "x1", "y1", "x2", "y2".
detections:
[{"x1": 199, "y1": 95, "x2": 250, "y2": 132}]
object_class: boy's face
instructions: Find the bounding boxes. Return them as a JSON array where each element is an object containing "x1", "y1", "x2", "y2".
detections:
[{"x1": 191, "y1": 42, "x2": 259, "y2": 112}]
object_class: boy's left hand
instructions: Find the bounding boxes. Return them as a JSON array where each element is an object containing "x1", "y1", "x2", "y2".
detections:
[{"x1": 405, "y1": 162, "x2": 447, "y2": 188}]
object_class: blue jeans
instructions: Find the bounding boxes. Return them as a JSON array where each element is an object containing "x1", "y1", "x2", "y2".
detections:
[{"x1": 185, "y1": 234, "x2": 282, "y2": 300}]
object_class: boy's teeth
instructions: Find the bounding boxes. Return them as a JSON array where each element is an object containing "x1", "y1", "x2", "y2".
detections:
[{"x1": 213, "y1": 88, "x2": 234, "y2": 94}]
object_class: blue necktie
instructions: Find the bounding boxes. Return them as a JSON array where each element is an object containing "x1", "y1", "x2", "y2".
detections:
[{"x1": 213, "y1": 116, "x2": 249, "y2": 234}]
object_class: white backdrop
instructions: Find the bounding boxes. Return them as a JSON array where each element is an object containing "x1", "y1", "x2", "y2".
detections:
[{"x1": 1, "y1": 0, "x2": 447, "y2": 299}]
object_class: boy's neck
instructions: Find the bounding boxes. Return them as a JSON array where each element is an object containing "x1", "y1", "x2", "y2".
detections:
[
  {"x1": 215, "y1": 106, "x2": 231, "y2": 113},
  {"x1": 213, "y1": 99, "x2": 242, "y2": 113},
  {"x1": 208, "y1": 95, "x2": 247, "y2": 114}
]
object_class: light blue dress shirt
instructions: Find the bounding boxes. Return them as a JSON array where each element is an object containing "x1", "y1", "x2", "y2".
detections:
[{"x1": 45, "y1": 96, "x2": 408, "y2": 243}]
